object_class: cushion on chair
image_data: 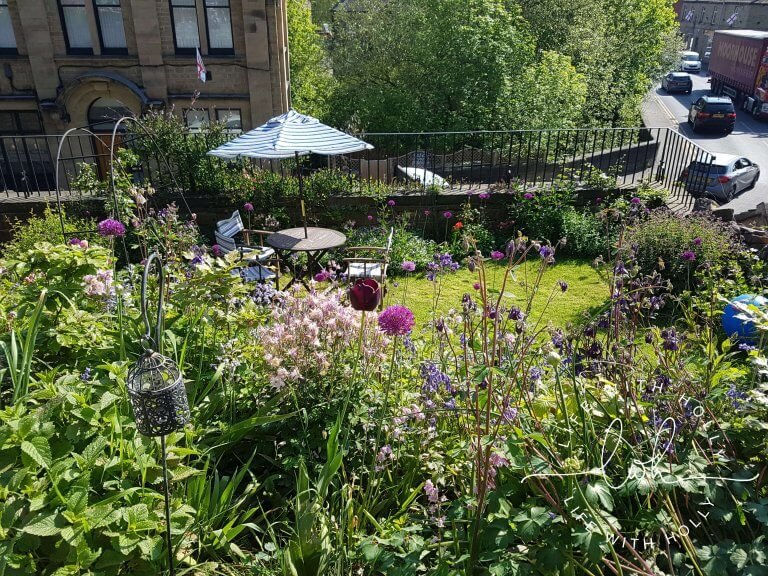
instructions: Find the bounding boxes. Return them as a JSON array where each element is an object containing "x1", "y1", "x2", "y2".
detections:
[
  {"x1": 346, "y1": 262, "x2": 384, "y2": 280},
  {"x1": 239, "y1": 265, "x2": 276, "y2": 282},
  {"x1": 214, "y1": 230, "x2": 238, "y2": 254}
]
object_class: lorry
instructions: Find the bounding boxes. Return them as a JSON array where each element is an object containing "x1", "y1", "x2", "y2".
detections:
[{"x1": 708, "y1": 30, "x2": 768, "y2": 120}]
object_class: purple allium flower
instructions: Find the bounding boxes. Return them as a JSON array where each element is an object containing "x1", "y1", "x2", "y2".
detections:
[
  {"x1": 443, "y1": 211, "x2": 453, "y2": 219},
  {"x1": 378, "y1": 305, "x2": 415, "y2": 336},
  {"x1": 523, "y1": 192, "x2": 534, "y2": 200},
  {"x1": 314, "y1": 270, "x2": 331, "y2": 282},
  {"x1": 401, "y1": 260, "x2": 416, "y2": 272},
  {"x1": 69, "y1": 237, "x2": 82, "y2": 245},
  {"x1": 539, "y1": 245, "x2": 554, "y2": 261},
  {"x1": 367, "y1": 215, "x2": 374, "y2": 221},
  {"x1": 473, "y1": 282, "x2": 481, "y2": 290},
  {"x1": 212, "y1": 244, "x2": 223, "y2": 257},
  {"x1": 387, "y1": 199, "x2": 396, "y2": 207},
  {"x1": 558, "y1": 280, "x2": 568, "y2": 292},
  {"x1": 243, "y1": 202, "x2": 254, "y2": 212},
  {"x1": 630, "y1": 197, "x2": 641, "y2": 204},
  {"x1": 491, "y1": 250, "x2": 505, "y2": 261},
  {"x1": 681, "y1": 250, "x2": 696, "y2": 262},
  {"x1": 595, "y1": 197, "x2": 602, "y2": 204},
  {"x1": 97, "y1": 218, "x2": 126, "y2": 238},
  {"x1": 693, "y1": 237, "x2": 703, "y2": 246},
  {"x1": 479, "y1": 192, "x2": 491, "y2": 200}
]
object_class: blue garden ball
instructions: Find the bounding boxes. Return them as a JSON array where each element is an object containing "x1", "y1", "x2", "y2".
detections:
[{"x1": 722, "y1": 294, "x2": 767, "y2": 342}]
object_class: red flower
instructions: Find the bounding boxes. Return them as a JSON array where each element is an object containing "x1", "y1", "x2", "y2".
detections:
[
  {"x1": 453, "y1": 221, "x2": 464, "y2": 231},
  {"x1": 348, "y1": 278, "x2": 381, "y2": 311}
]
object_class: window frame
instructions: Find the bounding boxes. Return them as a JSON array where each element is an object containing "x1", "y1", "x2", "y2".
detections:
[
  {"x1": 0, "y1": 111, "x2": 44, "y2": 135},
  {"x1": 92, "y1": 0, "x2": 128, "y2": 55},
  {"x1": 216, "y1": 108, "x2": 242, "y2": 132},
  {"x1": 0, "y1": 0, "x2": 17, "y2": 55},
  {"x1": 184, "y1": 108, "x2": 210, "y2": 132},
  {"x1": 57, "y1": 0, "x2": 94, "y2": 55},
  {"x1": 169, "y1": 0, "x2": 200, "y2": 55},
  {"x1": 203, "y1": 0, "x2": 234, "y2": 56}
]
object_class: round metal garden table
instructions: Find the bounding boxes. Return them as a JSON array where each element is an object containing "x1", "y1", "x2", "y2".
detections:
[{"x1": 266, "y1": 227, "x2": 347, "y2": 290}]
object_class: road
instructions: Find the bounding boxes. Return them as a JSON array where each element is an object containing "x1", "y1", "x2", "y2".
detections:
[{"x1": 648, "y1": 71, "x2": 768, "y2": 215}]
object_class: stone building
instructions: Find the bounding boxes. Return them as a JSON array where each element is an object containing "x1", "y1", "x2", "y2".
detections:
[
  {"x1": 676, "y1": 0, "x2": 768, "y2": 55},
  {"x1": 0, "y1": 0, "x2": 289, "y2": 136}
]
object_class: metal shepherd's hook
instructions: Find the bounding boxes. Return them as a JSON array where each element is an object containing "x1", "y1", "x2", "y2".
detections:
[{"x1": 127, "y1": 252, "x2": 190, "y2": 576}]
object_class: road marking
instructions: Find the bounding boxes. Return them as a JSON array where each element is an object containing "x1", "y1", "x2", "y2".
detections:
[{"x1": 654, "y1": 93, "x2": 680, "y2": 127}]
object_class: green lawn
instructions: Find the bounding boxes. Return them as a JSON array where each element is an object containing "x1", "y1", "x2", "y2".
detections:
[{"x1": 384, "y1": 258, "x2": 608, "y2": 328}]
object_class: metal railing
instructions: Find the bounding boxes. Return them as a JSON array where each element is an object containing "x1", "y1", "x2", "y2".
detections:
[{"x1": 0, "y1": 127, "x2": 712, "y2": 206}]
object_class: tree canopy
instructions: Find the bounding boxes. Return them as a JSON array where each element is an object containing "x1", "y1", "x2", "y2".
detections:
[{"x1": 291, "y1": 0, "x2": 680, "y2": 131}]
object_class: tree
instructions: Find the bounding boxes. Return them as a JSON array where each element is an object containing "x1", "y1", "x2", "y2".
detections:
[
  {"x1": 287, "y1": 0, "x2": 335, "y2": 118},
  {"x1": 517, "y1": 0, "x2": 681, "y2": 126},
  {"x1": 328, "y1": 0, "x2": 545, "y2": 132}
]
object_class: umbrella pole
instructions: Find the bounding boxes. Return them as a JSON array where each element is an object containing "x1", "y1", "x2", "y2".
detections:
[{"x1": 296, "y1": 151, "x2": 308, "y2": 238}]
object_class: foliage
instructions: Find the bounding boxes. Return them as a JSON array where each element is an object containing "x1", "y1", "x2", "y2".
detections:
[
  {"x1": 518, "y1": 0, "x2": 682, "y2": 126},
  {"x1": 2, "y1": 205, "x2": 105, "y2": 260},
  {"x1": 623, "y1": 210, "x2": 750, "y2": 293},
  {"x1": 560, "y1": 208, "x2": 609, "y2": 259},
  {"x1": 328, "y1": 0, "x2": 538, "y2": 132},
  {"x1": 287, "y1": 0, "x2": 335, "y2": 119},
  {"x1": 506, "y1": 181, "x2": 576, "y2": 245}
]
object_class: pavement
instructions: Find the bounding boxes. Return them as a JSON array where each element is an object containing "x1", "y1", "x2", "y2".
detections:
[{"x1": 642, "y1": 70, "x2": 768, "y2": 216}]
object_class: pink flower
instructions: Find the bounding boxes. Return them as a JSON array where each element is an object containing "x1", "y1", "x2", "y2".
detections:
[
  {"x1": 314, "y1": 270, "x2": 331, "y2": 282},
  {"x1": 442, "y1": 211, "x2": 453, "y2": 219},
  {"x1": 693, "y1": 237, "x2": 702, "y2": 246},
  {"x1": 479, "y1": 192, "x2": 491, "y2": 200},
  {"x1": 367, "y1": 215, "x2": 374, "y2": 221},
  {"x1": 401, "y1": 261, "x2": 416, "y2": 272},
  {"x1": 212, "y1": 244, "x2": 223, "y2": 257},
  {"x1": 523, "y1": 192, "x2": 534, "y2": 200},
  {"x1": 424, "y1": 210, "x2": 431, "y2": 216},
  {"x1": 387, "y1": 199, "x2": 396, "y2": 207},
  {"x1": 473, "y1": 282, "x2": 481, "y2": 290},
  {"x1": 630, "y1": 197, "x2": 641, "y2": 204},
  {"x1": 244, "y1": 202, "x2": 254, "y2": 212},
  {"x1": 681, "y1": 250, "x2": 696, "y2": 262},
  {"x1": 490, "y1": 250, "x2": 504, "y2": 261},
  {"x1": 378, "y1": 305, "x2": 415, "y2": 336}
]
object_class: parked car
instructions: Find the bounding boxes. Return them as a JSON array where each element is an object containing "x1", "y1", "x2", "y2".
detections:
[
  {"x1": 680, "y1": 50, "x2": 702, "y2": 73},
  {"x1": 688, "y1": 95, "x2": 736, "y2": 134},
  {"x1": 680, "y1": 154, "x2": 760, "y2": 202},
  {"x1": 661, "y1": 72, "x2": 693, "y2": 94}
]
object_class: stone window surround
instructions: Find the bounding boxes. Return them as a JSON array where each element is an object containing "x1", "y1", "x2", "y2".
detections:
[{"x1": 170, "y1": 0, "x2": 234, "y2": 57}]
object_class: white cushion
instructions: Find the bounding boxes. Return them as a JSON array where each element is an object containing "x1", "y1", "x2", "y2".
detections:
[
  {"x1": 231, "y1": 265, "x2": 276, "y2": 282},
  {"x1": 346, "y1": 262, "x2": 384, "y2": 280},
  {"x1": 242, "y1": 246, "x2": 276, "y2": 262}
]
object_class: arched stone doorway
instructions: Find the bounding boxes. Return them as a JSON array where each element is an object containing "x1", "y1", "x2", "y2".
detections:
[{"x1": 88, "y1": 97, "x2": 134, "y2": 132}]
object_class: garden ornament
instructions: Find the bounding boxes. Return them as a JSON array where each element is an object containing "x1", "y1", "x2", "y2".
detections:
[
  {"x1": 126, "y1": 252, "x2": 190, "y2": 576},
  {"x1": 722, "y1": 294, "x2": 767, "y2": 343}
]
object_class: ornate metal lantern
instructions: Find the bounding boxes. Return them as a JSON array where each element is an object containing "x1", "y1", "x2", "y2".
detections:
[
  {"x1": 126, "y1": 252, "x2": 189, "y2": 576},
  {"x1": 127, "y1": 252, "x2": 190, "y2": 435}
]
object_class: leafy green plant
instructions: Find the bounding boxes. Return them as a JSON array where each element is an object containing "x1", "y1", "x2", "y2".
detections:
[{"x1": 0, "y1": 289, "x2": 46, "y2": 403}]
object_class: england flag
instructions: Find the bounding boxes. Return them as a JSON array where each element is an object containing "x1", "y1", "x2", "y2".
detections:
[
  {"x1": 196, "y1": 48, "x2": 207, "y2": 83},
  {"x1": 726, "y1": 12, "x2": 739, "y2": 26},
  {"x1": 685, "y1": 10, "x2": 694, "y2": 22}
]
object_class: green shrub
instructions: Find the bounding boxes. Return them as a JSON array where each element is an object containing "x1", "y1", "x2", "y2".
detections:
[
  {"x1": 623, "y1": 210, "x2": 744, "y2": 293},
  {"x1": 506, "y1": 180, "x2": 575, "y2": 244},
  {"x1": 560, "y1": 208, "x2": 609, "y2": 259},
  {"x1": 2, "y1": 206, "x2": 106, "y2": 260}
]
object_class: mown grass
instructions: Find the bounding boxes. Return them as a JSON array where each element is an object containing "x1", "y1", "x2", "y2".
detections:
[{"x1": 383, "y1": 258, "x2": 609, "y2": 327}]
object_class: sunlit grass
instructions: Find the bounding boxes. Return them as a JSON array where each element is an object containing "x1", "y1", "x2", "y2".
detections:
[{"x1": 383, "y1": 258, "x2": 608, "y2": 327}]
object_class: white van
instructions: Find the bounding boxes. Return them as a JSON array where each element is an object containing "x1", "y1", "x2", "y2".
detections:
[{"x1": 680, "y1": 51, "x2": 702, "y2": 73}]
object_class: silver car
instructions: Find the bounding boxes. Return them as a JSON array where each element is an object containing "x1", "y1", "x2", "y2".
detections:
[{"x1": 681, "y1": 153, "x2": 760, "y2": 202}]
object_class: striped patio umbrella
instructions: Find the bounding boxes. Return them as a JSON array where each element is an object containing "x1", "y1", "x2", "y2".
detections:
[{"x1": 208, "y1": 110, "x2": 373, "y2": 236}]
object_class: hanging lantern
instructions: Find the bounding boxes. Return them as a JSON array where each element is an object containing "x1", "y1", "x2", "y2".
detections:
[
  {"x1": 125, "y1": 252, "x2": 189, "y2": 576},
  {"x1": 127, "y1": 351, "x2": 189, "y2": 437},
  {"x1": 126, "y1": 252, "x2": 190, "y2": 435}
]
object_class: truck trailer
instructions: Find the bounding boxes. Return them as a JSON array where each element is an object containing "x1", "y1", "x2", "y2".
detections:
[{"x1": 709, "y1": 29, "x2": 768, "y2": 120}]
